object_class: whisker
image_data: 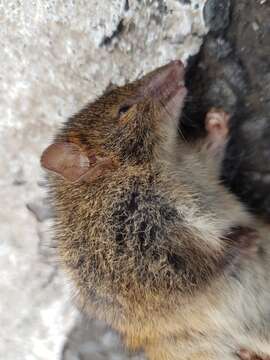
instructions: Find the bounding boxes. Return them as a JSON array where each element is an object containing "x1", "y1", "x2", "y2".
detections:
[{"x1": 158, "y1": 98, "x2": 187, "y2": 142}]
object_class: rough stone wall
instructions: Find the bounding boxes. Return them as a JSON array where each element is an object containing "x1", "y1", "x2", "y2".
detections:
[{"x1": 0, "y1": 1, "x2": 207, "y2": 359}]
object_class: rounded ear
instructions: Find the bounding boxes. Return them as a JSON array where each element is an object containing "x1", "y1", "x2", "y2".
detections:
[
  {"x1": 41, "y1": 142, "x2": 117, "y2": 183},
  {"x1": 40, "y1": 142, "x2": 91, "y2": 182},
  {"x1": 80, "y1": 157, "x2": 117, "y2": 183},
  {"x1": 205, "y1": 108, "x2": 230, "y2": 151}
]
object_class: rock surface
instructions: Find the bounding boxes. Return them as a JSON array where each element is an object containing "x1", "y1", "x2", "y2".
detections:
[{"x1": 0, "y1": 1, "x2": 207, "y2": 359}]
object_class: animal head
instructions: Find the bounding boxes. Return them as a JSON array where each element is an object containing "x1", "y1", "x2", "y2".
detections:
[
  {"x1": 40, "y1": 61, "x2": 251, "y2": 332},
  {"x1": 41, "y1": 61, "x2": 186, "y2": 183}
]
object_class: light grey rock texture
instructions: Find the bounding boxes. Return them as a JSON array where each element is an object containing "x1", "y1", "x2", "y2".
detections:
[{"x1": 0, "y1": 1, "x2": 207, "y2": 359}]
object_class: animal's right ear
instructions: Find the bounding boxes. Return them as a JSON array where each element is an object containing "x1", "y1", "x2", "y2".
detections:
[
  {"x1": 41, "y1": 142, "x2": 117, "y2": 183},
  {"x1": 40, "y1": 142, "x2": 91, "y2": 182}
]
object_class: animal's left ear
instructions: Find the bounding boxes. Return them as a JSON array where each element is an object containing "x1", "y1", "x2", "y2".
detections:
[
  {"x1": 205, "y1": 108, "x2": 230, "y2": 151},
  {"x1": 41, "y1": 142, "x2": 117, "y2": 183}
]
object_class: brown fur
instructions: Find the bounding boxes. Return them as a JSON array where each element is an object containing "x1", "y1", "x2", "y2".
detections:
[{"x1": 41, "y1": 61, "x2": 270, "y2": 359}]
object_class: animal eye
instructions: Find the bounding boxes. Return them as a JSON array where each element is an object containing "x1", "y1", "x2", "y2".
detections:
[{"x1": 118, "y1": 105, "x2": 132, "y2": 117}]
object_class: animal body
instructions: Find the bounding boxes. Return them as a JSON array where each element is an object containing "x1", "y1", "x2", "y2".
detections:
[{"x1": 41, "y1": 61, "x2": 270, "y2": 359}]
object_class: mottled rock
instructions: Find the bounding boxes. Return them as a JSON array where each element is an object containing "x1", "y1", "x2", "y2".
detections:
[
  {"x1": 224, "y1": 113, "x2": 270, "y2": 217},
  {"x1": 62, "y1": 317, "x2": 145, "y2": 360},
  {"x1": 12, "y1": 167, "x2": 26, "y2": 186},
  {"x1": 27, "y1": 197, "x2": 52, "y2": 222},
  {"x1": 206, "y1": 79, "x2": 237, "y2": 111},
  {"x1": 223, "y1": 0, "x2": 270, "y2": 218},
  {"x1": 177, "y1": 0, "x2": 191, "y2": 4},
  {"x1": 204, "y1": 0, "x2": 231, "y2": 32},
  {"x1": 206, "y1": 37, "x2": 232, "y2": 59}
]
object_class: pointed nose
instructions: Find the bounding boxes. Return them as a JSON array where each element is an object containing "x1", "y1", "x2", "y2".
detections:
[{"x1": 141, "y1": 60, "x2": 186, "y2": 101}]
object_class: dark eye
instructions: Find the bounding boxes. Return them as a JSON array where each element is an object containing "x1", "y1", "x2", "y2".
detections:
[{"x1": 118, "y1": 104, "x2": 132, "y2": 117}]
